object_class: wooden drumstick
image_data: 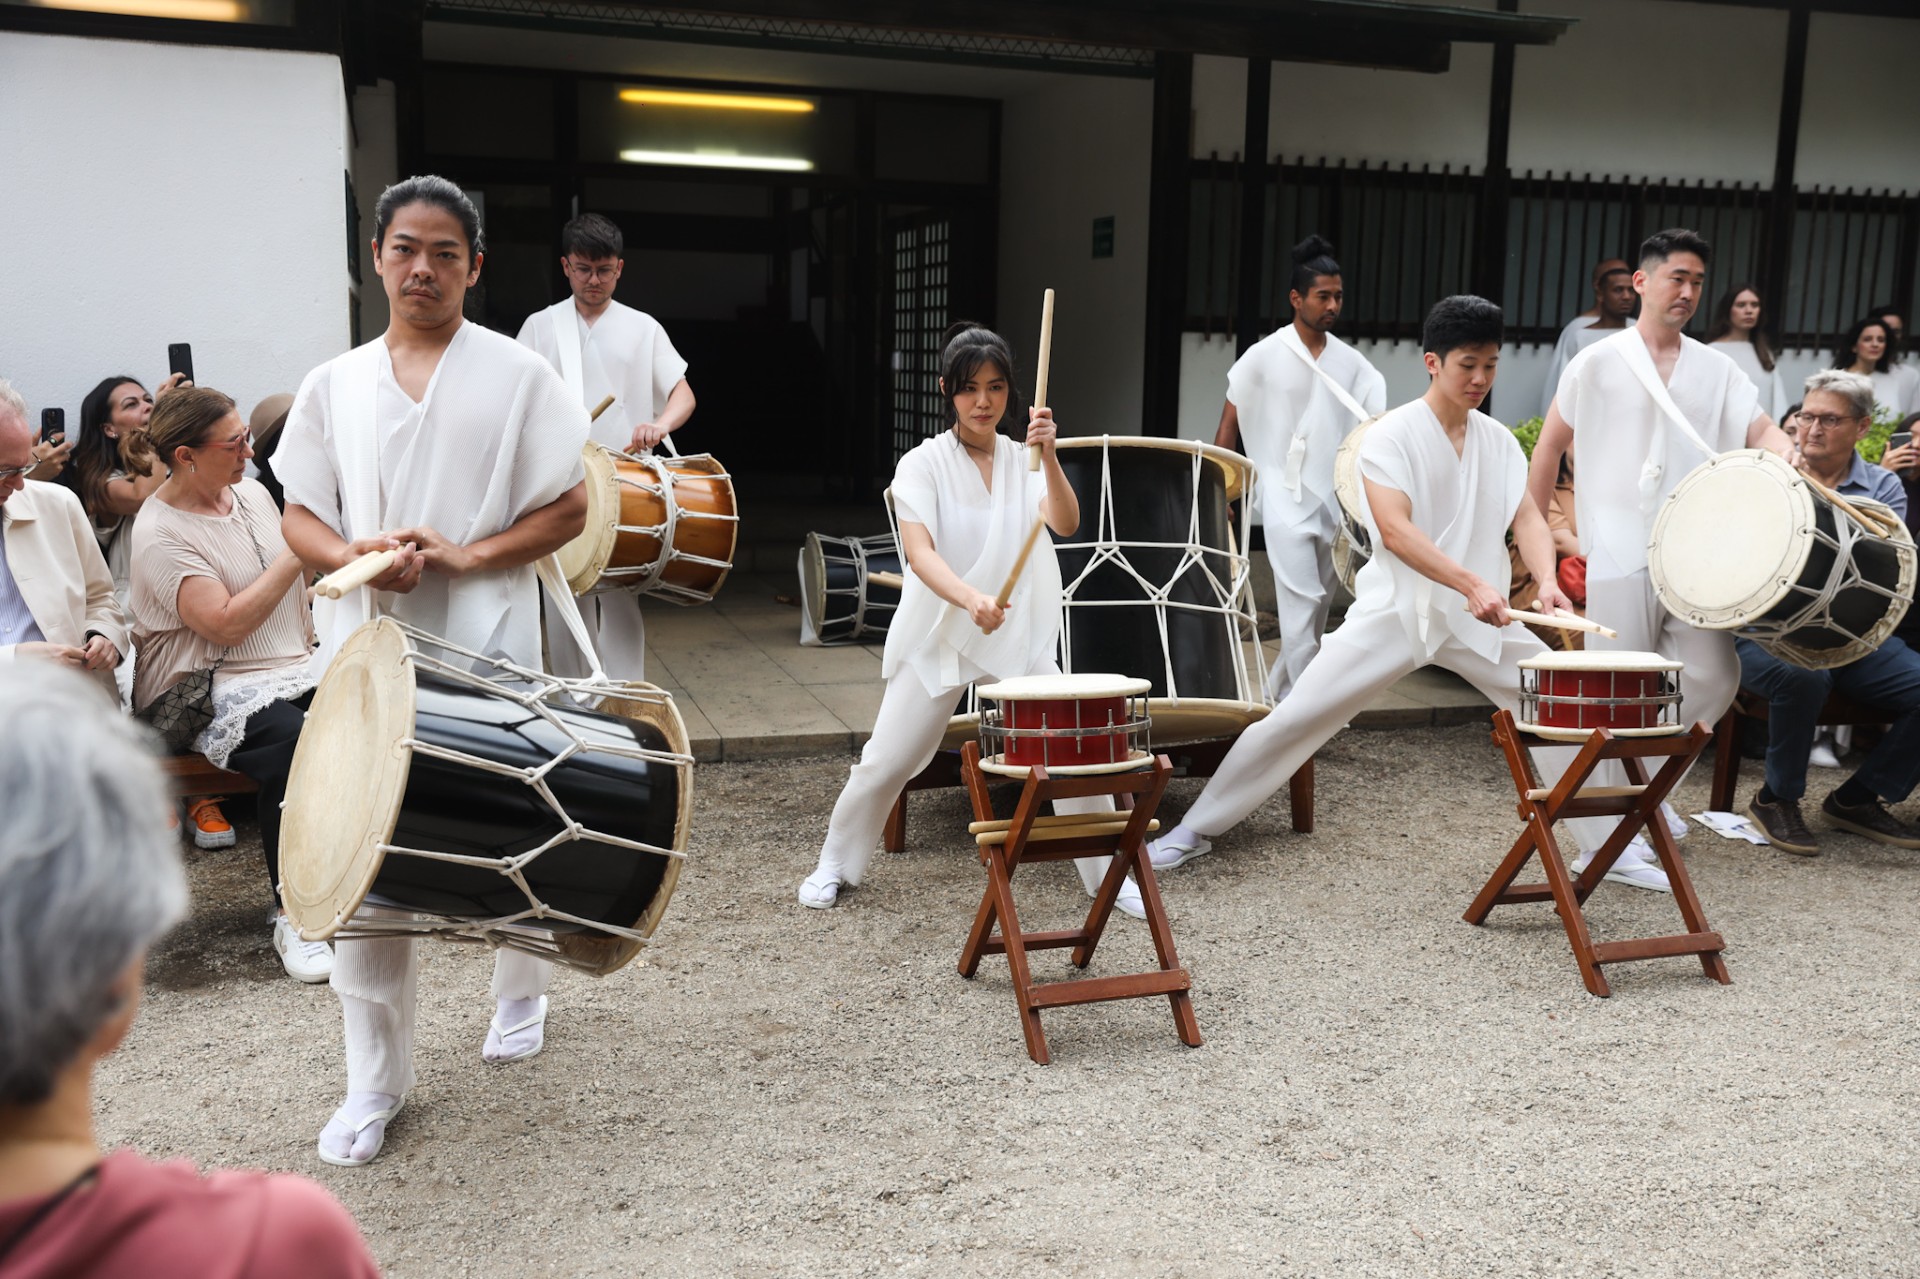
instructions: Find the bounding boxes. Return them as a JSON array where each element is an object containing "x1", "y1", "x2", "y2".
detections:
[
  {"x1": 868, "y1": 569, "x2": 905, "y2": 591},
  {"x1": 589, "y1": 394, "x2": 615, "y2": 422},
  {"x1": 1506, "y1": 607, "x2": 1620, "y2": 639},
  {"x1": 1028, "y1": 288, "x2": 1054, "y2": 473},
  {"x1": 994, "y1": 516, "x2": 1048, "y2": 610},
  {"x1": 315, "y1": 550, "x2": 398, "y2": 600}
]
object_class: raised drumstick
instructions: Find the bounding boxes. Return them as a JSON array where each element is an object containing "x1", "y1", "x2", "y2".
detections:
[
  {"x1": 590, "y1": 394, "x2": 615, "y2": 422},
  {"x1": 315, "y1": 550, "x2": 398, "y2": 600},
  {"x1": 1028, "y1": 288, "x2": 1054, "y2": 473}
]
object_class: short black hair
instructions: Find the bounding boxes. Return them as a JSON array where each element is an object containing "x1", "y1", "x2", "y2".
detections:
[
  {"x1": 1289, "y1": 235, "x2": 1341, "y2": 295},
  {"x1": 561, "y1": 212, "x2": 623, "y2": 260},
  {"x1": 375, "y1": 174, "x2": 485, "y2": 257},
  {"x1": 1422, "y1": 295, "x2": 1503, "y2": 360},
  {"x1": 939, "y1": 321, "x2": 1024, "y2": 435},
  {"x1": 1638, "y1": 227, "x2": 1711, "y2": 273}
]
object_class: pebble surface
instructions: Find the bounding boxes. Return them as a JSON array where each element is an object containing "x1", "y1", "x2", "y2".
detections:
[{"x1": 104, "y1": 724, "x2": 1920, "y2": 1277}]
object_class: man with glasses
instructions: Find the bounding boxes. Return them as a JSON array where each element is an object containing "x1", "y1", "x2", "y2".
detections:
[
  {"x1": 517, "y1": 212, "x2": 694, "y2": 681},
  {"x1": 0, "y1": 378, "x2": 127, "y2": 699},
  {"x1": 1739, "y1": 369, "x2": 1920, "y2": 855}
]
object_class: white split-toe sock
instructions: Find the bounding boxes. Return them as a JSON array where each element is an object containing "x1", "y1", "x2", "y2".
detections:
[
  {"x1": 1147, "y1": 824, "x2": 1213, "y2": 872},
  {"x1": 797, "y1": 868, "x2": 843, "y2": 909},
  {"x1": 483, "y1": 995, "x2": 548, "y2": 1063},
  {"x1": 317, "y1": 1091, "x2": 403, "y2": 1167}
]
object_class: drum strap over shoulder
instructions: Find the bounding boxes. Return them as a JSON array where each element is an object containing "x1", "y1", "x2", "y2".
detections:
[
  {"x1": 1276, "y1": 328, "x2": 1370, "y2": 499},
  {"x1": 1616, "y1": 329, "x2": 1721, "y2": 517},
  {"x1": 549, "y1": 298, "x2": 585, "y2": 402}
]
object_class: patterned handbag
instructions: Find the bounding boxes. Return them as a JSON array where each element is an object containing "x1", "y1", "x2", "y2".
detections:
[{"x1": 137, "y1": 663, "x2": 219, "y2": 754}]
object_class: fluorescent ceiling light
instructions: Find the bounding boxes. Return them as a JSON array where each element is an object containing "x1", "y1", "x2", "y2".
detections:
[
  {"x1": 619, "y1": 88, "x2": 815, "y2": 114},
  {"x1": 620, "y1": 149, "x2": 813, "y2": 172},
  {"x1": 34, "y1": 0, "x2": 246, "y2": 17}
]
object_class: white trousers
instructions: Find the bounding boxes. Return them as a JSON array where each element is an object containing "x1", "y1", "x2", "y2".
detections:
[
  {"x1": 1263, "y1": 505, "x2": 1340, "y2": 702},
  {"x1": 333, "y1": 921, "x2": 553, "y2": 1096},
  {"x1": 1181, "y1": 606, "x2": 1610, "y2": 851},
  {"x1": 545, "y1": 593, "x2": 647, "y2": 684},
  {"x1": 815, "y1": 663, "x2": 1115, "y2": 894}
]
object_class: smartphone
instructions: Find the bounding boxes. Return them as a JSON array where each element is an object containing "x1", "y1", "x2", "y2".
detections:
[
  {"x1": 1890, "y1": 432, "x2": 1913, "y2": 454},
  {"x1": 167, "y1": 342, "x2": 194, "y2": 384},
  {"x1": 39, "y1": 407, "x2": 64, "y2": 445}
]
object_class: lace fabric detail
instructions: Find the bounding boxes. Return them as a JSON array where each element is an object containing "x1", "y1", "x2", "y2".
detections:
[{"x1": 194, "y1": 665, "x2": 316, "y2": 770}]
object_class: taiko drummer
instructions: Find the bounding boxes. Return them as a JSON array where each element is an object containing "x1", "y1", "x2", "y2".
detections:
[
  {"x1": 277, "y1": 175, "x2": 591, "y2": 1167},
  {"x1": 798, "y1": 323, "x2": 1139, "y2": 917}
]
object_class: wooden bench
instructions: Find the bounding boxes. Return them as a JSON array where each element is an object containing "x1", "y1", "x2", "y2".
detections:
[
  {"x1": 159, "y1": 754, "x2": 258, "y2": 798},
  {"x1": 1708, "y1": 688, "x2": 1883, "y2": 812}
]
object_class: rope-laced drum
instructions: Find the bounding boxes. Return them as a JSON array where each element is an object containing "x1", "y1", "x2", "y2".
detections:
[
  {"x1": 975, "y1": 674, "x2": 1152, "y2": 777},
  {"x1": 560, "y1": 443, "x2": 739, "y2": 606},
  {"x1": 1330, "y1": 413, "x2": 1387, "y2": 594},
  {"x1": 798, "y1": 531, "x2": 902, "y2": 646},
  {"x1": 1515, "y1": 650, "x2": 1685, "y2": 742},
  {"x1": 1648, "y1": 449, "x2": 1916, "y2": 669},
  {"x1": 277, "y1": 618, "x2": 694, "y2": 977}
]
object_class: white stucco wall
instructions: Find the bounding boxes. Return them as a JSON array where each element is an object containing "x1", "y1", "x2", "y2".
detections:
[
  {"x1": 1796, "y1": 12, "x2": 1920, "y2": 191},
  {"x1": 0, "y1": 32, "x2": 351, "y2": 425},
  {"x1": 997, "y1": 75, "x2": 1155, "y2": 438}
]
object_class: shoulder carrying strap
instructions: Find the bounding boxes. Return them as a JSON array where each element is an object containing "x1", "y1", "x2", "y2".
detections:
[
  {"x1": 1278, "y1": 328, "x2": 1371, "y2": 423},
  {"x1": 1616, "y1": 330, "x2": 1719, "y2": 461},
  {"x1": 550, "y1": 298, "x2": 585, "y2": 401},
  {"x1": 535, "y1": 554, "x2": 606, "y2": 683}
]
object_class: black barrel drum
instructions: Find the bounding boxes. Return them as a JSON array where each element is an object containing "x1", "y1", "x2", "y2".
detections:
[
  {"x1": 278, "y1": 618, "x2": 692, "y2": 976},
  {"x1": 799, "y1": 531, "x2": 902, "y2": 645}
]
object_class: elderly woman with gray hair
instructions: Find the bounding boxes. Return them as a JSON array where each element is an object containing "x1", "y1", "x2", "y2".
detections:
[{"x1": 0, "y1": 666, "x2": 381, "y2": 1275}]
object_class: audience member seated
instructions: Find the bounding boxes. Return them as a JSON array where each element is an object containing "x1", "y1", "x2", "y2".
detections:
[
  {"x1": 1706, "y1": 284, "x2": 1788, "y2": 419},
  {"x1": 127, "y1": 387, "x2": 330, "y2": 983},
  {"x1": 1831, "y1": 317, "x2": 1909, "y2": 419},
  {"x1": 1738, "y1": 371, "x2": 1920, "y2": 855},
  {"x1": 1508, "y1": 455, "x2": 1584, "y2": 650},
  {"x1": 1539, "y1": 258, "x2": 1634, "y2": 416},
  {"x1": 0, "y1": 665, "x2": 381, "y2": 1278},
  {"x1": 0, "y1": 380, "x2": 127, "y2": 701}
]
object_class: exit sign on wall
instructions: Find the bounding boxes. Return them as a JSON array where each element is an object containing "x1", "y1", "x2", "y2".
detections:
[{"x1": 1092, "y1": 216, "x2": 1114, "y2": 259}]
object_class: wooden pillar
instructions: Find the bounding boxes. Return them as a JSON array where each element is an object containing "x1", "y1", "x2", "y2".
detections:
[
  {"x1": 1141, "y1": 51, "x2": 1194, "y2": 438},
  {"x1": 1474, "y1": 0, "x2": 1517, "y2": 312},
  {"x1": 1236, "y1": 58, "x2": 1272, "y2": 355},
  {"x1": 1762, "y1": 6, "x2": 1809, "y2": 325}
]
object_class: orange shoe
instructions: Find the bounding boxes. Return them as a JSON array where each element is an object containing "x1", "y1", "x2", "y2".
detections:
[{"x1": 186, "y1": 796, "x2": 236, "y2": 850}]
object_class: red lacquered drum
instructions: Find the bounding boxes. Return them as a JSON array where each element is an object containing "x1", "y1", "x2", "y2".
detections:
[
  {"x1": 1516, "y1": 650, "x2": 1684, "y2": 741},
  {"x1": 975, "y1": 674, "x2": 1152, "y2": 777}
]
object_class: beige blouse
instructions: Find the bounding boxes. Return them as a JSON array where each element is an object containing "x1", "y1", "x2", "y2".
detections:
[{"x1": 129, "y1": 478, "x2": 313, "y2": 711}]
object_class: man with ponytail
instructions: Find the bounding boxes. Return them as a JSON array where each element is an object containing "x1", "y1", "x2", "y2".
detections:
[{"x1": 1215, "y1": 235, "x2": 1386, "y2": 701}]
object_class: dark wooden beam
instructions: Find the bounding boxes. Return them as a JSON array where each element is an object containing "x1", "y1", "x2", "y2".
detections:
[
  {"x1": 1762, "y1": 6, "x2": 1809, "y2": 324},
  {"x1": 1677, "y1": 0, "x2": 1915, "y2": 18},
  {"x1": 1142, "y1": 51, "x2": 1193, "y2": 438},
  {"x1": 1474, "y1": 0, "x2": 1517, "y2": 320},
  {"x1": 1236, "y1": 58, "x2": 1272, "y2": 354}
]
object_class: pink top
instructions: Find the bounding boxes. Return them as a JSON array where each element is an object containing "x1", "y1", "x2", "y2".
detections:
[{"x1": 0, "y1": 1150, "x2": 380, "y2": 1278}]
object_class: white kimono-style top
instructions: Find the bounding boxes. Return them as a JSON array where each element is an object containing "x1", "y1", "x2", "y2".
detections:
[
  {"x1": 516, "y1": 298, "x2": 688, "y2": 449},
  {"x1": 277, "y1": 321, "x2": 590, "y2": 674},
  {"x1": 884, "y1": 432, "x2": 1062, "y2": 697},
  {"x1": 1710, "y1": 339, "x2": 1788, "y2": 421},
  {"x1": 1226, "y1": 327, "x2": 1385, "y2": 529},
  {"x1": 1556, "y1": 328, "x2": 1759, "y2": 578},
  {"x1": 1540, "y1": 316, "x2": 1624, "y2": 418},
  {"x1": 1351, "y1": 400, "x2": 1527, "y2": 663}
]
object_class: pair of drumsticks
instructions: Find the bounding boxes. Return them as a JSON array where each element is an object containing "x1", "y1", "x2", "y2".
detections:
[{"x1": 313, "y1": 393, "x2": 620, "y2": 599}]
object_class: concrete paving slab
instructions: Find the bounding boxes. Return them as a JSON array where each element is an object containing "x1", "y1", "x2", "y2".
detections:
[{"x1": 804, "y1": 679, "x2": 888, "y2": 742}]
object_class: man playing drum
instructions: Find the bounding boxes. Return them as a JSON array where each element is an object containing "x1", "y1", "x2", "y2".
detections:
[
  {"x1": 277, "y1": 175, "x2": 592, "y2": 1166},
  {"x1": 517, "y1": 212, "x2": 695, "y2": 681},
  {"x1": 1738, "y1": 370, "x2": 1920, "y2": 854},
  {"x1": 1216, "y1": 235, "x2": 1386, "y2": 700},
  {"x1": 1149, "y1": 297, "x2": 1611, "y2": 873},
  {"x1": 1528, "y1": 228, "x2": 1797, "y2": 889}
]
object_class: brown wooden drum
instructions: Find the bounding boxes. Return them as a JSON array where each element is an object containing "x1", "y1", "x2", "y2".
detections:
[{"x1": 560, "y1": 443, "x2": 738, "y2": 606}]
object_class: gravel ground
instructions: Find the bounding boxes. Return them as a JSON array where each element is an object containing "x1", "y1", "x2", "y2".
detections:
[{"x1": 103, "y1": 724, "x2": 1920, "y2": 1278}]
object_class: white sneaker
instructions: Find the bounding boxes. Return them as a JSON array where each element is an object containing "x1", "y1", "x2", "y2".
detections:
[
  {"x1": 1809, "y1": 739, "x2": 1842, "y2": 769},
  {"x1": 1573, "y1": 839, "x2": 1671, "y2": 894},
  {"x1": 1147, "y1": 832, "x2": 1212, "y2": 872},
  {"x1": 273, "y1": 915, "x2": 334, "y2": 982}
]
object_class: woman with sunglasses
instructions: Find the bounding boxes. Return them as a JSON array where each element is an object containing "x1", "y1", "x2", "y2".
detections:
[{"x1": 126, "y1": 387, "x2": 333, "y2": 984}]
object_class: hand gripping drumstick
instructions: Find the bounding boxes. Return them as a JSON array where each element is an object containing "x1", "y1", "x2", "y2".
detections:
[
  {"x1": 318, "y1": 395, "x2": 621, "y2": 600},
  {"x1": 1506, "y1": 607, "x2": 1620, "y2": 640},
  {"x1": 987, "y1": 290, "x2": 1057, "y2": 619}
]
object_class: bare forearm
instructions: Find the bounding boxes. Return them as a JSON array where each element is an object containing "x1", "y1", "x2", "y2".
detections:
[
  {"x1": 1377, "y1": 520, "x2": 1477, "y2": 598},
  {"x1": 186, "y1": 556, "x2": 305, "y2": 647},
  {"x1": 1512, "y1": 509, "x2": 1559, "y2": 595},
  {"x1": 283, "y1": 504, "x2": 353, "y2": 573},
  {"x1": 466, "y1": 484, "x2": 587, "y2": 573},
  {"x1": 103, "y1": 471, "x2": 165, "y2": 518},
  {"x1": 1213, "y1": 401, "x2": 1240, "y2": 453},
  {"x1": 656, "y1": 380, "x2": 696, "y2": 434},
  {"x1": 1039, "y1": 453, "x2": 1079, "y2": 536}
]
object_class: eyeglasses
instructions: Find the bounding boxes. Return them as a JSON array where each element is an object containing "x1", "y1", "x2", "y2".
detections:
[
  {"x1": 565, "y1": 260, "x2": 620, "y2": 282},
  {"x1": 1794, "y1": 413, "x2": 1860, "y2": 431},
  {"x1": 0, "y1": 462, "x2": 34, "y2": 481},
  {"x1": 196, "y1": 432, "x2": 254, "y2": 452}
]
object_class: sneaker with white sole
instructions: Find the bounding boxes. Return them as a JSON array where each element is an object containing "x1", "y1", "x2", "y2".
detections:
[
  {"x1": 273, "y1": 915, "x2": 334, "y2": 982},
  {"x1": 1147, "y1": 833, "x2": 1212, "y2": 872},
  {"x1": 1573, "y1": 838, "x2": 1672, "y2": 894}
]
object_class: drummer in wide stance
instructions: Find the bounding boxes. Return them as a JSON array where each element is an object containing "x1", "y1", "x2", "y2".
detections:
[
  {"x1": 1528, "y1": 228, "x2": 1796, "y2": 887},
  {"x1": 1215, "y1": 235, "x2": 1386, "y2": 699},
  {"x1": 1148, "y1": 296, "x2": 1607, "y2": 870},
  {"x1": 798, "y1": 323, "x2": 1135, "y2": 917},
  {"x1": 278, "y1": 175, "x2": 591, "y2": 1166},
  {"x1": 517, "y1": 211, "x2": 694, "y2": 681}
]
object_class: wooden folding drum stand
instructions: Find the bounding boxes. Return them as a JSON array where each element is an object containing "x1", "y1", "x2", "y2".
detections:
[
  {"x1": 957, "y1": 741, "x2": 1200, "y2": 1064},
  {"x1": 1465, "y1": 711, "x2": 1731, "y2": 998}
]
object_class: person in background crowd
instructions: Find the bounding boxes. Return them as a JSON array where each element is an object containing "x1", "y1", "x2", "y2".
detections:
[
  {"x1": 247, "y1": 393, "x2": 294, "y2": 510},
  {"x1": 1706, "y1": 284, "x2": 1787, "y2": 419},
  {"x1": 126, "y1": 386, "x2": 330, "y2": 984},
  {"x1": 1738, "y1": 370, "x2": 1920, "y2": 855},
  {"x1": 1539, "y1": 258, "x2": 1635, "y2": 417},
  {"x1": 0, "y1": 380, "x2": 127, "y2": 703},
  {"x1": 1868, "y1": 306, "x2": 1920, "y2": 417},
  {"x1": 0, "y1": 665, "x2": 381, "y2": 1279},
  {"x1": 1507, "y1": 452, "x2": 1583, "y2": 650},
  {"x1": 1832, "y1": 317, "x2": 1908, "y2": 419}
]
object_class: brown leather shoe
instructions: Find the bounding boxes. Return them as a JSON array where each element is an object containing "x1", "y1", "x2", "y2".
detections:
[
  {"x1": 1821, "y1": 793, "x2": 1920, "y2": 849},
  {"x1": 1747, "y1": 795, "x2": 1820, "y2": 856}
]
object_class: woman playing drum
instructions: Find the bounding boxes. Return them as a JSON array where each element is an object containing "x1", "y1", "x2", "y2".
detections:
[{"x1": 798, "y1": 323, "x2": 1133, "y2": 916}]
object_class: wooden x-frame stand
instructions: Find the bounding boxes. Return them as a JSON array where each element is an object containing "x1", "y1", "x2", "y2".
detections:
[
  {"x1": 957, "y1": 742, "x2": 1201, "y2": 1064},
  {"x1": 1465, "y1": 711, "x2": 1731, "y2": 998}
]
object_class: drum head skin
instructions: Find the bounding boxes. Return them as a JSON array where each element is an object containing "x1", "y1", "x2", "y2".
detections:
[
  {"x1": 1333, "y1": 413, "x2": 1387, "y2": 528},
  {"x1": 280, "y1": 618, "x2": 417, "y2": 940},
  {"x1": 1054, "y1": 436, "x2": 1253, "y2": 503},
  {"x1": 800, "y1": 532, "x2": 830, "y2": 636},
  {"x1": 1517, "y1": 649, "x2": 1682, "y2": 672},
  {"x1": 977, "y1": 673, "x2": 1151, "y2": 700},
  {"x1": 560, "y1": 443, "x2": 621, "y2": 594},
  {"x1": 1649, "y1": 450, "x2": 1814, "y2": 628}
]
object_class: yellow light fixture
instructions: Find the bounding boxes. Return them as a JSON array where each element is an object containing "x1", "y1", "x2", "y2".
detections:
[
  {"x1": 618, "y1": 88, "x2": 815, "y2": 114},
  {"x1": 35, "y1": 0, "x2": 247, "y2": 18},
  {"x1": 620, "y1": 149, "x2": 814, "y2": 173}
]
